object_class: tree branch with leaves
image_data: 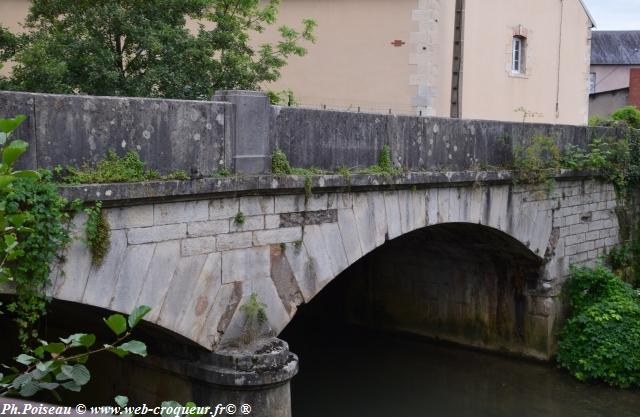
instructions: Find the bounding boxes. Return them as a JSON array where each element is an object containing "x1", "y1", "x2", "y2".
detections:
[
  {"x1": 0, "y1": 305, "x2": 151, "y2": 399},
  {"x1": 1, "y1": 0, "x2": 316, "y2": 99}
]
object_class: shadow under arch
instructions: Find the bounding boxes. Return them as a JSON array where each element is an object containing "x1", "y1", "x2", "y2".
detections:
[{"x1": 281, "y1": 221, "x2": 547, "y2": 360}]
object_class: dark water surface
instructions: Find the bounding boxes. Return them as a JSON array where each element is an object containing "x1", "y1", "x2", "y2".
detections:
[{"x1": 284, "y1": 328, "x2": 640, "y2": 417}]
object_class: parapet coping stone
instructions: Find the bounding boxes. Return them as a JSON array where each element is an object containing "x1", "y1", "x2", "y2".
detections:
[{"x1": 58, "y1": 170, "x2": 596, "y2": 205}]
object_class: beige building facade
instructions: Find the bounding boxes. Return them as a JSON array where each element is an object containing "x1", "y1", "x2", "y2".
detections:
[
  {"x1": 0, "y1": 0, "x2": 29, "y2": 74},
  {"x1": 258, "y1": 0, "x2": 595, "y2": 124},
  {"x1": 1, "y1": 0, "x2": 594, "y2": 124}
]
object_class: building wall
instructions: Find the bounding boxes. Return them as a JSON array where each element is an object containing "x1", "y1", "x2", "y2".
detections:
[
  {"x1": 253, "y1": 0, "x2": 422, "y2": 115},
  {"x1": 0, "y1": 0, "x2": 28, "y2": 32},
  {"x1": 461, "y1": 0, "x2": 591, "y2": 125},
  {"x1": 0, "y1": 0, "x2": 30, "y2": 76},
  {"x1": 589, "y1": 89, "x2": 629, "y2": 118},
  {"x1": 591, "y1": 65, "x2": 640, "y2": 94}
]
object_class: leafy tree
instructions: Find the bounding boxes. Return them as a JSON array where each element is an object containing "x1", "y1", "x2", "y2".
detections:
[{"x1": 0, "y1": 0, "x2": 315, "y2": 99}]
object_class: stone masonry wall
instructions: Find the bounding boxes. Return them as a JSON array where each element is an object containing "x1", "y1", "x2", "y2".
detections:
[
  {"x1": 0, "y1": 90, "x2": 622, "y2": 177},
  {"x1": 0, "y1": 91, "x2": 230, "y2": 176},
  {"x1": 43, "y1": 176, "x2": 619, "y2": 359},
  {"x1": 270, "y1": 106, "x2": 618, "y2": 172}
]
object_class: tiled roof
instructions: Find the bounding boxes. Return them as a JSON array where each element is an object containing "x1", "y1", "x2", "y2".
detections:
[{"x1": 591, "y1": 31, "x2": 640, "y2": 65}]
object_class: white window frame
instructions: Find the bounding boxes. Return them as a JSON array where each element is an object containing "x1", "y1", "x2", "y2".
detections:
[
  {"x1": 512, "y1": 36, "x2": 525, "y2": 74},
  {"x1": 589, "y1": 72, "x2": 597, "y2": 94}
]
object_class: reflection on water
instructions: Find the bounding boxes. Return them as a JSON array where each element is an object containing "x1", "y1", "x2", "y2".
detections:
[{"x1": 283, "y1": 327, "x2": 640, "y2": 417}]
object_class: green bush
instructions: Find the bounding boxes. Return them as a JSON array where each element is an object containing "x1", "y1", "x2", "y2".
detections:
[
  {"x1": 611, "y1": 106, "x2": 640, "y2": 129},
  {"x1": 271, "y1": 149, "x2": 293, "y2": 175},
  {"x1": 557, "y1": 265, "x2": 640, "y2": 388}
]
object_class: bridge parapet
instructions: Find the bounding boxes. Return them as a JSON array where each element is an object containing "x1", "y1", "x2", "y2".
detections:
[{"x1": 0, "y1": 90, "x2": 625, "y2": 176}]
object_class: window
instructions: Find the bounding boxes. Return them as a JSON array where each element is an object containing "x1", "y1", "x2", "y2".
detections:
[
  {"x1": 512, "y1": 36, "x2": 525, "y2": 74},
  {"x1": 589, "y1": 72, "x2": 597, "y2": 94}
]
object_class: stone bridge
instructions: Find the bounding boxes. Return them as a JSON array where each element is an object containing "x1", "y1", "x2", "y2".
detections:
[
  {"x1": 0, "y1": 90, "x2": 624, "y2": 417},
  {"x1": 52, "y1": 172, "x2": 618, "y2": 357}
]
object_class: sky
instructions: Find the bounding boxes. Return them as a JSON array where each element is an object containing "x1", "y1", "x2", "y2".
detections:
[{"x1": 583, "y1": 0, "x2": 640, "y2": 30}]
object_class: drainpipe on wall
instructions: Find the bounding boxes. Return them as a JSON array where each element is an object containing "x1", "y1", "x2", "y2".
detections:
[
  {"x1": 555, "y1": 0, "x2": 565, "y2": 120},
  {"x1": 450, "y1": 0, "x2": 465, "y2": 118}
]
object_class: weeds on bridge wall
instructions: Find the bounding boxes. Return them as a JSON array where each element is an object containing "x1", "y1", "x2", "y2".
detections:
[
  {"x1": 57, "y1": 150, "x2": 189, "y2": 184},
  {"x1": 511, "y1": 135, "x2": 561, "y2": 193},
  {"x1": 233, "y1": 211, "x2": 246, "y2": 227},
  {"x1": 512, "y1": 130, "x2": 640, "y2": 273},
  {"x1": 271, "y1": 148, "x2": 325, "y2": 199},
  {"x1": 239, "y1": 293, "x2": 268, "y2": 345},
  {"x1": 84, "y1": 202, "x2": 110, "y2": 267},
  {"x1": 4, "y1": 172, "x2": 76, "y2": 347},
  {"x1": 271, "y1": 145, "x2": 401, "y2": 199},
  {"x1": 212, "y1": 167, "x2": 232, "y2": 178}
]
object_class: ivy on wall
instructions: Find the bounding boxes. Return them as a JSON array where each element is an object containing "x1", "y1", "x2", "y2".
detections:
[{"x1": 0, "y1": 116, "x2": 77, "y2": 347}]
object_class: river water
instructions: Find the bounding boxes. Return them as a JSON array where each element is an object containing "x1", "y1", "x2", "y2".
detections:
[{"x1": 283, "y1": 327, "x2": 640, "y2": 417}]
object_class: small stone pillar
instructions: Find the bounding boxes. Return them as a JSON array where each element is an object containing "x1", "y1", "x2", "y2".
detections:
[
  {"x1": 190, "y1": 338, "x2": 298, "y2": 417},
  {"x1": 212, "y1": 90, "x2": 272, "y2": 175}
]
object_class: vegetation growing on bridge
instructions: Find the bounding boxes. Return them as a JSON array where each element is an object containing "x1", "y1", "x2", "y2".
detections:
[
  {"x1": 0, "y1": 116, "x2": 76, "y2": 347},
  {"x1": 58, "y1": 150, "x2": 189, "y2": 184},
  {"x1": 511, "y1": 135, "x2": 561, "y2": 192},
  {"x1": 239, "y1": 293, "x2": 268, "y2": 345},
  {"x1": 271, "y1": 145, "x2": 402, "y2": 199},
  {"x1": 564, "y1": 130, "x2": 640, "y2": 286},
  {"x1": 4, "y1": 170, "x2": 76, "y2": 346},
  {"x1": 84, "y1": 202, "x2": 110, "y2": 267},
  {"x1": 233, "y1": 211, "x2": 246, "y2": 227}
]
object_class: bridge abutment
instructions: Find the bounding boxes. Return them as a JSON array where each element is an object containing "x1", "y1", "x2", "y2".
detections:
[
  {"x1": 165, "y1": 338, "x2": 298, "y2": 417},
  {"x1": 118, "y1": 338, "x2": 298, "y2": 417}
]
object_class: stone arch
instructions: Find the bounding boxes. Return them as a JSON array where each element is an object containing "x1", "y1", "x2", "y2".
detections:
[{"x1": 218, "y1": 185, "x2": 556, "y2": 355}]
